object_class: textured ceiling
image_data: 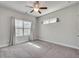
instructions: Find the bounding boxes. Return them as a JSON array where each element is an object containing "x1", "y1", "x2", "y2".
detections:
[{"x1": 0, "y1": 1, "x2": 78, "y2": 17}]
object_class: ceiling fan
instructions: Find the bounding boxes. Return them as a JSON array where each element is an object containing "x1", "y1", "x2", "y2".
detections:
[{"x1": 25, "y1": 1, "x2": 48, "y2": 14}]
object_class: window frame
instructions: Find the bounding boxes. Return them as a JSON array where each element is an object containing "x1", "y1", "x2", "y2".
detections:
[
  {"x1": 42, "y1": 18, "x2": 58, "y2": 24},
  {"x1": 15, "y1": 19, "x2": 32, "y2": 37}
]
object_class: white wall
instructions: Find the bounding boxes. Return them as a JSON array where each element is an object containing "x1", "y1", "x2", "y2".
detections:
[
  {"x1": 0, "y1": 5, "x2": 36, "y2": 47},
  {"x1": 76, "y1": 3, "x2": 79, "y2": 47},
  {"x1": 37, "y1": 3, "x2": 79, "y2": 49}
]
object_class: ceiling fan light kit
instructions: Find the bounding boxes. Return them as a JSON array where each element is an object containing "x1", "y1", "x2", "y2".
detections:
[
  {"x1": 34, "y1": 8, "x2": 39, "y2": 12},
  {"x1": 26, "y1": 1, "x2": 48, "y2": 14}
]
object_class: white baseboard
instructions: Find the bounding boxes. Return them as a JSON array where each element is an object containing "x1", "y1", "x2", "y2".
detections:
[
  {"x1": 0, "y1": 40, "x2": 79, "y2": 50},
  {"x1": 0, "y1": 44, "x2": 9, "y2": 48},
  {"x1": 40, "y1": 39, "x2": 79, "y2": 50}
]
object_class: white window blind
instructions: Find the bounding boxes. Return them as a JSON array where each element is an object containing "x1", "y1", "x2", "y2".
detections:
[
  {"x1": 15, "y1": 19, "x2": 31, "y2": 37},
  {"x1": 43, "y1": 18, "x2": 59, "y2": 24}
]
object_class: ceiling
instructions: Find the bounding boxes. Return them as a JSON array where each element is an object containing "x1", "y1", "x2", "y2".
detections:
[{"x1": 0, "y1": 1, "x2": 78, "y2": 17}]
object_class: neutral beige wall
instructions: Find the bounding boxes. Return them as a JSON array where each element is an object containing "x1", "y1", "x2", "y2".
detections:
[{"x1": 37, "y1": 3, "x2": 79, "y2": 49}]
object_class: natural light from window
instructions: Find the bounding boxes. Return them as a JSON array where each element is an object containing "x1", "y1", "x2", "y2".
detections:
[
  {"x1": 15, "y1": 19, "x2": 32, "y2": 37},
  {"x1": 27, "y1": 42, "x2": 41, "y2": 48},
  {"x1": 43, "y1": 18, "x2": 58, "y2": 24}
]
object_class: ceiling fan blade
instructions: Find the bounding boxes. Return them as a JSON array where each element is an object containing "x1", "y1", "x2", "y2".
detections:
[
  {"x1": 36, "y1": 1, "x2": 39, "y2": 4},
  {"x1": 25, "y1": 5, "x2": 33, "y2": 8},
  {"x1": 38, "y1": 10, "x2": 41, "y2": 14},
  {"x1": 39, "y1": 7, "x2": 47, "y2": 9},
  {"x1": 30, "y1": 10, "x2": 34, "y2": 13}
]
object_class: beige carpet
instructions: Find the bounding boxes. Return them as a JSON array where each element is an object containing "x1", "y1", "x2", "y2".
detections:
[{"x1": 0, "y1": 40, "x2": 79, "y2": 58}]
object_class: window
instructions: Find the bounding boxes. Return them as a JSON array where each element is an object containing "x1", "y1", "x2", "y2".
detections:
[
  {"x1": 15, "y1": 19, "x2": 31, "y2": 37},
  {"x1": 16, "y1": 29, "x2": 23, "y2": 36},
  {"x1": 49, "y1": 18, "x2": 57, "y2": 23},
  {"x1": 43, "y1": 18, "x2": 59, "y2": 24},
  {"x1": 43, "y1": 20, "x2": 49, "y2": 24},
  {"x1": 24, "y1": 21, "x2": 31, "y2": 36},
  {"x1": 15, "y1": 20, "x2": 23, "y2": 36}
]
